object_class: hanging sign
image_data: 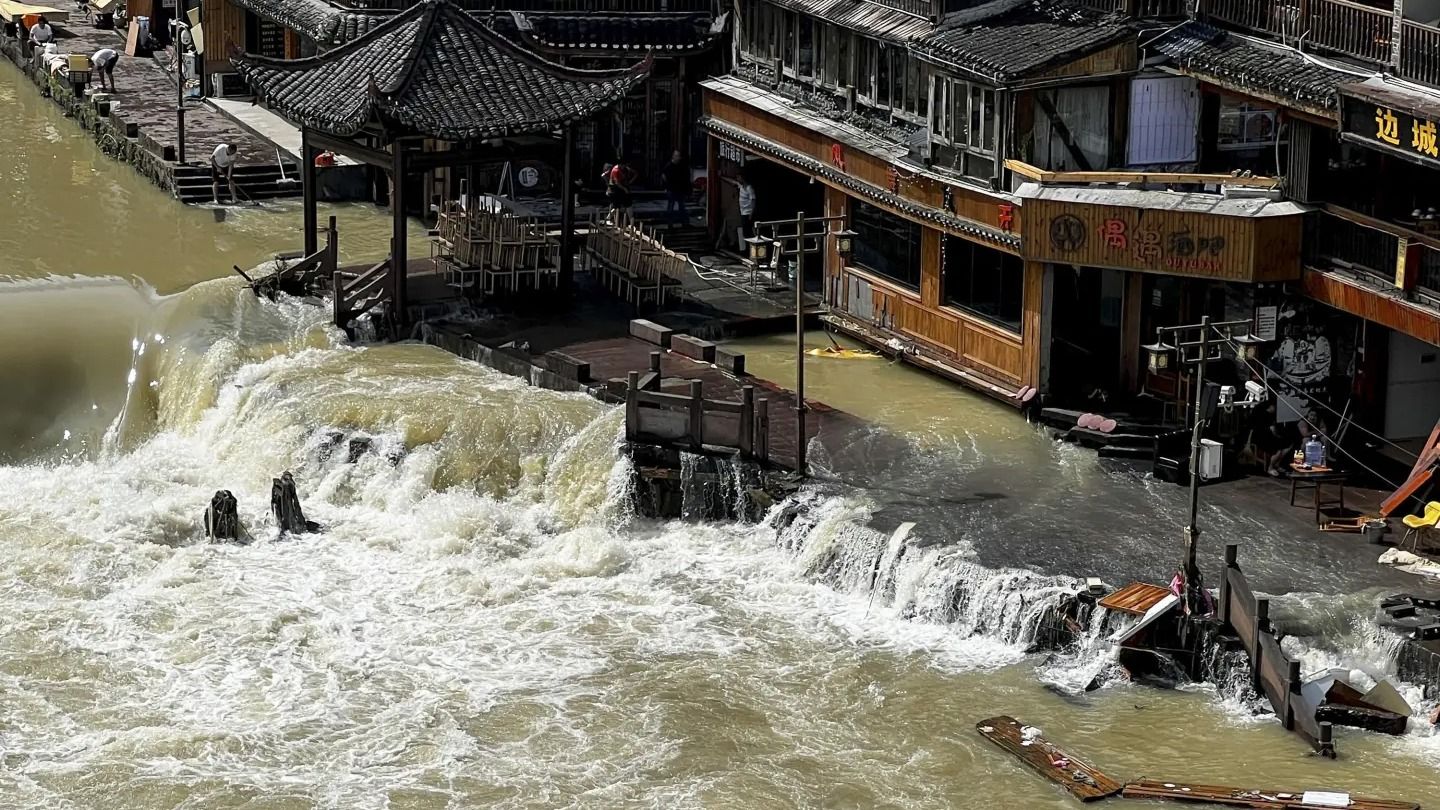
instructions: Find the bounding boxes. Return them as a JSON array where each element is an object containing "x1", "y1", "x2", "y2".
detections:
[
  {"x1": 1340, "y1": 95, "x2": 1440, "y2": 168},
  {"x1": 1254, "y1": 305, "x2": 1278, "y2": 341}
]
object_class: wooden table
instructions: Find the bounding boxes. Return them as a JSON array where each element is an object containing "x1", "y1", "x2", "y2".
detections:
[{"x1": 1290, "y1": 465, "x2": 1347, "y2": 525}]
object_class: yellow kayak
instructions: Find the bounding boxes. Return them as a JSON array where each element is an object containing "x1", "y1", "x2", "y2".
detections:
[{"x1": 805, "y1": 347, "x2": 880, "y2": 359}]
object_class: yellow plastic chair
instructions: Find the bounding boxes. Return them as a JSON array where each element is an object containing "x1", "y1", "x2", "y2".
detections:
[{"x1": 1402, "y1": 502, "x2": 1440, "y2": 551}]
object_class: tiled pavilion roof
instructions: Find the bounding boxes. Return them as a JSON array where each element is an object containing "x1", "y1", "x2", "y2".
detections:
[
  {"x1": 231, "y1": 0, "x2": 651, "y2": 141},
  {"x1": 914, "y1": 0, "x2": 1132, "y2": 83}
]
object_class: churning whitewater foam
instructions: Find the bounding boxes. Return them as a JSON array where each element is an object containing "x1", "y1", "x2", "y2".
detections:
[{"x1": 0, "y1": 286, "x2": 1104, "y2": 808}]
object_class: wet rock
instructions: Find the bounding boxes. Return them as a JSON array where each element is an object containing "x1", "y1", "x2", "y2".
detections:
[
  {"x1": 204, "y1": 490, "x2": 241, "y2": 542},
  {"x1": 271, "y1": 471, "x2": 320, "y2": 534}
]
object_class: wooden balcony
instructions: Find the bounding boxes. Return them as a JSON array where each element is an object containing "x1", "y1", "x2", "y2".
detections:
[
  {"x1": 1401, "y1": 19, "x2": 1440, "y2": 89},
  {"x1": 1307, "y1": 205, "x2": 1440, "y2": 296},
  {"x1": 1304, "y1": 207, "x2": 1440, "y2": 343},
  {"x1": 1204, "y1": 0, "x2": 1393, "y2": 66},
  {"x1": 336, "y1": 0, "x2": 718, "y2": 12},
  {"x1": 1074, "y1": 0, "x2": 1186, "y2": 15}
]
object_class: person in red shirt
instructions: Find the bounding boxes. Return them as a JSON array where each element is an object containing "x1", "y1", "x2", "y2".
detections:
[{"x1": 604, "y1": 156, "x2": 634, "y2": 226}]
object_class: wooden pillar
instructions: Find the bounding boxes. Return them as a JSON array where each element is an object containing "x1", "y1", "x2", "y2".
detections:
[
  {"x1": 560, "y1": 124, "x2": 576, "y2": 294},
  {"x1": 1120, "y1": 271, "x2": 1144, "y2": 394},
  {"x1": 1219, "y1": 543, "x2": 1238, "y2": 627},
  {"x1": 705, "y1": 135, "x2": 720, "y2": 244},
  {"x1": 688, "y1": 380, "x2": 704, "y2": 448},
  {"x1": 302, "y1": 128, "x2": 318, "y2": 257},
  {"x1": 391, "y1": 143, "x2": 408, "y2": 319},
  {"x1": 1020, "y1": 260, "x2": 1047, "y2": 391},
  {"x1": 626, "y1": 371, "x2": 639, "y2": 440}
]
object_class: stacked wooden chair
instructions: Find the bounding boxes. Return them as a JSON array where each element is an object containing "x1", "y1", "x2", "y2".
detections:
[
  {"x1": 432, "y1": 202, "x2": 559, "y2": 297},
  {"x1": 585, "y1": 216, "x2": 691, "y2": 311}
]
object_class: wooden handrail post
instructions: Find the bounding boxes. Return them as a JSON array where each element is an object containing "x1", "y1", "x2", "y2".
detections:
[
  {"x1": 689, "y1": 380, "x2": 704, "y2": 447},
  {"x1": 326, "y1": 215, "x2": 339, "y2": 274},
  {"x1": 758, "y1": 397, "x2": 770, "y2": 463},
  {"x1": 740, "y1": 385, "x2": 755, "y2": 458},
  {"x1": 1253, "y1": 598, "x2": 1269, "y2": 690},
  {"x1": 1283, "y1": 659, "x2": 1302, "y2": 730},
  {"x1": 626, "y1": 371, "x2": 640, "y2": 441},
  {"x1": 1319, "y1": 722, "x2": 1335, "y2": 758},
  {"x1": 332, "y1": 270, "x2": 344, "y2": 329},
  {"x1": 1219, "y1": 543, "x2": 1238, "y2": 627},
  {"x1": 650, "y1": 350, "x2": 661, "y2": 374}
]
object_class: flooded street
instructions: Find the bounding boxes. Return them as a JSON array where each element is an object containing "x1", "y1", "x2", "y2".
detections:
[{"x1": 3, "y1": 64, "x2": 1440, "y2": 809}]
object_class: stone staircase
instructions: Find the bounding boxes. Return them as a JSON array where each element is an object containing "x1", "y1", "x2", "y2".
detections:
[
  {"x1": 653, "y1": 223, "x2": 713, "y2": 254},
  {"x1": 172, "y1": 162, "x2": 304, "y2": 204}
]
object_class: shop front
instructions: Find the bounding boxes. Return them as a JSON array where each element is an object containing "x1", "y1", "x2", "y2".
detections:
[{"x1": 1019, "y1": 184, "x2": 1306, "y2": 411}]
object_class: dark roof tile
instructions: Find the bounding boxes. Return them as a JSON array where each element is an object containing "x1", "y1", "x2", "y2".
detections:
[
  {"x1": 503, "y1": 12, "x2": 723, "y2": 53},
  {"x1": 1151, "y1": 21, "x2": 1354, "y2": 114},
  {"x1": 232, "y1": 0, "x2": 651, "y2": 141},
  {"x1": 914, "y1": 0, "x2": 1133, "y2": 83}
]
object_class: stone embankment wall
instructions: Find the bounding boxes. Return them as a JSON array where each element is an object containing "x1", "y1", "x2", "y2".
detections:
[{"x1": 1, "y1": 36, "x2": 179, "y2": 196}]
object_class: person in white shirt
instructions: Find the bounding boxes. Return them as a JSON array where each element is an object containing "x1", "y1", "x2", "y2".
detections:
[
  {"x1": 28, "y1": 16, "x2": 54, "y2": 48},
  {"x1": 91, "y1": 48, "x2": 120, "y2": 92},
  {"x1": 737, "y1": 176, "x2": 757, "y2": 239},
  {"x1": 211, "y1": 143, "x2": 239, "y2": 204}
]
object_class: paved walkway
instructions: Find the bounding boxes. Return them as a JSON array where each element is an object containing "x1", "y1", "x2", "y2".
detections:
[
  {"x1": 209, "y1": 96, "x2": 358, "y2": 166},
  {"x1": 45, "y1": 24, "x2": 274, "y2": 167}
]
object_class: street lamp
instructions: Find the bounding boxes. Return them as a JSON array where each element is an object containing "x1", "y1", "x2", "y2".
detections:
[
  {"x1": 749, "y1": 211, "x2": 849, "y2": 476},
  {"x1": 1233, "y1": 332, "x2": 1265, "y2": 361},
  {"x1": 1143, "y1": 337, "x2": 1175, "y2": 374},
  {"x1": 1157, "y1": 317, "x2": 1270, "y2": 615},
  {"x1": 834, "y1": 228, "x2": 857, "y2": 257},
  {"x1": 744, "y1": 234, "x2": 770, "y2": 263}
]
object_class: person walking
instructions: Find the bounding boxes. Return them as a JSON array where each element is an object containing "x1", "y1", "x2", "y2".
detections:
[
  {"x1": 91, "y1": 48, "x2": 121, "y2": 93},
  {"x1": 662, "y1": 151, "x2": 691, "y2": 228},
  {"x1": 605, "y1": 156, "x2": 634, "y2": 226},
  {"x1": 211, "y1": 143, "x2": 239, "y2": 204}
]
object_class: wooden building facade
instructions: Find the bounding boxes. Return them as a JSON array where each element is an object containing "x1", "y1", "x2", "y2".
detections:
[{"x1": 707, "y1": 0, "x2": 1311, "y2": 407}]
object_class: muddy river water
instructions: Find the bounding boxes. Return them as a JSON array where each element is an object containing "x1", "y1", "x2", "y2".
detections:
[{"x1": 2, "y1": 64, "x2": 1439, "y2": 809}]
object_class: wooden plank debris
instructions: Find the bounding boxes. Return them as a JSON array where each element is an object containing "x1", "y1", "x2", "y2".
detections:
[
  {"x1": 975, "y1": 716, "x2": 1122, "y2": 802},
  {"x1": 1099, "y1": 582, "x2": 1174, "y2": 616},
  {"x1": 1122, "y1": 780, "x2": 1420, "y2": 810}
]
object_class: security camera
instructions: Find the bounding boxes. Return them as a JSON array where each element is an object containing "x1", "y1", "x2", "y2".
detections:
[
  {"x1": 1245, "y1": 380, "x2": 1267, "y2": 403},
  {"x1": 1218, "y1": 385, "x2": 1236, "y2": 409}
]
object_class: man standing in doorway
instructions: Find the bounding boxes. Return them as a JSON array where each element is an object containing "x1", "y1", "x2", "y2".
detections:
[
  {"x1": 738, "y1": 173, "x2": 757, "y2": 241},
  {"x1": 211, "y1": 143, "x2": 239, "y2": 204},
  {"x1": 91, "y1": 48, "x2": 121, "y2": 93},
  {"x1": 662, "y1": 151, "x2": 690, "y2": 228}
]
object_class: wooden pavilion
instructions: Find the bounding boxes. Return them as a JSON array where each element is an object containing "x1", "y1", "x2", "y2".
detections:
[{"x1": 232, "y1": 0, "x2": 651, "y2": 328}]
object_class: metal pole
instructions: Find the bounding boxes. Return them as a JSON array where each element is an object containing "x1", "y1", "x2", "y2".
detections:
[
  {"x1": 794, "y1": 210, "x2": 807, "y2": 476},
  {"x1": 175, "y1": 18, "x2": 186, "y2": 164},
  {"x1": 1183, "y1": 315, "x2": 1210, "y2": 611}
]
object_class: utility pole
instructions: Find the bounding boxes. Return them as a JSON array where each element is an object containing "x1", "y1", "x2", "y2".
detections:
[
  {"x1": 1182, "y1": 315, "x2": 1210, "y2": 614},
  {"x1": 794, "y1": 209, "x2": 807, "y2": 475},
  {"x1": 1147, "y1": 316, "x2": 1266, "y2": 615}
]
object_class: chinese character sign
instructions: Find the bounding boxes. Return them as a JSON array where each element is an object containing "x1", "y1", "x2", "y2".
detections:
[
  {"x1": 1376, "y1": 106, "x2": 1400, "y2": 145},
  {"x1": 1343, "y1": 97, "x2": 1440, "y2": 166}
]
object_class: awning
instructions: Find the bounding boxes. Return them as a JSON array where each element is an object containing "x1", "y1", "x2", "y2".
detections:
[{"x1": 1342, "y1": 79, "x2": 1440, "y2": 123}]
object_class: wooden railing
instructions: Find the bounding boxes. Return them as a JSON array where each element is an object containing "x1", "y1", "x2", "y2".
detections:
[
  {"x1": 1307, "y1": 0, "x2": 1393, "y2": 64},
  {"x1": 1206, "y1": 0, "x2": 1283, "y2": 36},
  {"x1": 625, "y1": 373, "x2": 769, "y2": 461},
  {"x1": 1219, "y1": 544, "x2": 1337, "y2": 757},
  {"x1": 1005, "y1": 159, "x2": 1282, "y2": 188},
  {"x1": 1401, "y1": 19, "x2": 1440, "y2": 88},
  {"x1": 1419, "y1": 244, "x2": 1440, "y2": 296},
  {"x1": 336, "y1": 0, "x2": 717, "y2": 12},
  {"x1": 1204, "y1": 0, "x2": 1412, "y2": 70},
  {"x1": 1307, "y1": 207, "x2": 1401, "y2": 280},
  {"x1": 243, "y1": 216, "x2": 339, "y2": 300},
  {"x1": 333, "y1": 248, "x2": 393, "y2": 336}
]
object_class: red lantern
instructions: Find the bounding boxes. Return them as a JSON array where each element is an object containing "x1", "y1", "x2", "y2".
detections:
[{"x1": 830, "y1": 143, "x2": 845, "y2": 171}]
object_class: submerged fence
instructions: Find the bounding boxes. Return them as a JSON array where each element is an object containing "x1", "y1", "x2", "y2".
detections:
[{"x1": 1218, "y1": 543, "x2": 1336, "y2": 757}]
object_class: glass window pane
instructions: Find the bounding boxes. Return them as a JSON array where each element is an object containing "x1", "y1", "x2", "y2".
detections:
[
  {"x1": 877, "y1": 43, "x2": 891, "y2": 106},
  {"x1": 799, "y1": 16, "x2": 814, "y2": 77},
  {"x1": 982, "y1": 89, "x2": 996, "y2": 151},
  {"x1": 851, "y1": 200, "x2": 922, "y2": 290},
  {"x1": 943, "y1": 235, "x2": 1023, "y2": 332}
]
